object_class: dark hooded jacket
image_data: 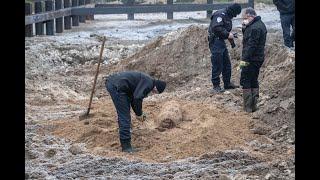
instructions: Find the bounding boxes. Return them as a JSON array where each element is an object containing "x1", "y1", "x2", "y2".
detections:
[
  {"x1": 107, "y1": 71, "x2": 155, "y2": 116},
  {"x1": 208, "y1": 8, "x2": 232, "y2": 40},
  {"x1": 208, "y1": 5, "x2": 240, "y2": 40},
  {"x1": 242, "y1": 16, "x2": 267, "y2": 62}
]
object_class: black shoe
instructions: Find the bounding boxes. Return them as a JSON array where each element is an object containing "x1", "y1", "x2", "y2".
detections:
[
  {"x1": 120, "y1": 139, "x2": 138, "y2": 153},
  {"x1": 224, "y1": 82, "x2": 239, "y2": 90},
  {"x1": 210, "y1": 86, "x2": 225, "y2": 94}
]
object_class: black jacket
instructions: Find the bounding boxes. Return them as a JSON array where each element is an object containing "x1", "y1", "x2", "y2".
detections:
[
  {"x1": 107, "y1": 71, "x2": 155, "y2": 116},
  {"x1": 273, "y1": 0, "x2": 295, "y2": 15},
  {"x1": 242, "y1": 16, "x2": 267, "y2": 62},
  {"x1": 208, "y1": 9, "x2": 233, "y2": 40}
]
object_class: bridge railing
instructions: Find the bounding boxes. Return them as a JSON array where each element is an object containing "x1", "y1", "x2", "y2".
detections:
[
  {"x1": 25, "y1": 0, "x2": 94, "y2": 37},
  {"x1": 25, "y1": 0, "x2": 254, "y2": 37}
]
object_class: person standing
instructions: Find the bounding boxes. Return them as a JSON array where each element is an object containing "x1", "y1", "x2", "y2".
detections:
[
  {"x1": 239, "y1": 8, "x2": 267, "y2": 112},
  {"x1": 208, "y1": 3, "x2": 242, "y2": 93},
  {"x1": 273, "y1": 0, "x2": 295, "y2": 48}
]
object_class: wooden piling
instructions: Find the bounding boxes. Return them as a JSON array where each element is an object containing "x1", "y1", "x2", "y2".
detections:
[
  {"x1": 35, "y1": 1, "x2": 44, "y2": 35},
  {"x1": 45, "y1": 0, "x2": 54, "y2": 35},
  {"x1": 127, "y1": 0, "x2": 134, "y2": 20},
  {"x1": 79, "y1": 0, "x2": 86, "y2": 23},
  {"x1": 55, "y1": 0, "x2": 63, "y2": 33},
  {"x1": 25, "y1": 3, "x2": 33, "y2": 37},
  {"x1": 167, "y1": 0, "x2": 173, "y2": 20},
  {"x1": 248, "y1": 0, "x2": 254, "y2": 8},
  {"x1": 89, "y1": 0, "x2": 94, "y2": 20},
  {"x1": 85, "y1": 0, "x2": 90, "y2": 20},
  {"x1": 72, "y1": 0, "x2": 80, "y2": 26},
  {"x1": 207, "y1": 0, "x2": 213, "y2": 19},
  {"x1": 64, "y1": 0, "x2": 72, "y2": 29}
]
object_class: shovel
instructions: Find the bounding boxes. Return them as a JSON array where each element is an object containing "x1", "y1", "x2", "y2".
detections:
[{"x1": 79, "y1": 36, "x2": 106, "y2": 120}]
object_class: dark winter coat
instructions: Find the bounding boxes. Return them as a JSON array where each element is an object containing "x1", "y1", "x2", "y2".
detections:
[
  {"x1": 242, "y1": 16, "x2": 267, "y2": 62},
  {"x1": 107, "y1": 71, "x2": 155, "y2": 116}
]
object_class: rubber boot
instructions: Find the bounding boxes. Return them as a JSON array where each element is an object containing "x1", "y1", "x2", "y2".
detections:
[
  {"x1": 224, "y1": 82, "x2": 240, "y2": 90},
  {"x1": 242, "y1": 89, "x2": 253, "y2": 113},
  {"x1": 120, "y1": 139, "x2": 138, "y2": 153},
  {"x1": 251, "y1": 88, "x2": 259, "y2": 112}
]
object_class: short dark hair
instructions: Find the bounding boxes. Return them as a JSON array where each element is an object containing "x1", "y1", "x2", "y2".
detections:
[{"x1": 243, "y1": 7, "x2": 257, "y2": 17}]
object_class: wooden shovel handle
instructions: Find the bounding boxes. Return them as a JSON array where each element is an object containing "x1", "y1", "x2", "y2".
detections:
[{"x1": 86, "y1": 36, "x2": 106, "y2": 115}]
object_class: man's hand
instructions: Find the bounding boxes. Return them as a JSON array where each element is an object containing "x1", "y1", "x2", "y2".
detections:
[
  {"x1": 228, "y1": 32, "x2": 234, "y2": 39},
  {"x1": 237, "y1": 60, "x2": 250, "y2": 70},
  {"x1": 136, "y1": 112, "x2": 147, "y2": 122}
]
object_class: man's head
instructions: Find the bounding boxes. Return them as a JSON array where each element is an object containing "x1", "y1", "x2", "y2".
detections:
[
  {"x1": 226, "y1": 3, "x2": 242, "y2": 18},
  {"x1": 153, "y1": 80, "x2": 166, "y2": 94},
  {"x1": 242, "y1": 7, "x2": 257, "y2": 25}
]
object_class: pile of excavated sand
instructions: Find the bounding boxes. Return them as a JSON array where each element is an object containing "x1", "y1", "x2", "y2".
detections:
[
  {"x1": 104, "y1": 25, "x2": 295, "y2": 144},
  {"x1": 49, "y1": 99, "x2": 261, "y2": 163},
  {"x1": 101, "y1": 25, "x2": 212, "y2": 91},
  {"x1": 155, "y1": 100, "x2": 183, "y2": 131},
  {"x1": 44, "y1": 24, "x2": 295, "y2": 161}
]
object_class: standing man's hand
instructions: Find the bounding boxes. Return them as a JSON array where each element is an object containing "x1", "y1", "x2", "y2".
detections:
[
  {"x1": 228, "y1": 32, "x2": 234, "y2": 39},
  {"x1": 237, "y1": 60, "x2": 250, "y2": 71}
]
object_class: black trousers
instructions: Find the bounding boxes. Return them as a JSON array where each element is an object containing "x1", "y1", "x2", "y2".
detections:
[
  {"x1": 240, "y1": 61, "x2": 263, "y2": 89},
  {"x1": 209, "y1": 38, "x2": 231, "y2": 87},
  {"x1": 280, "y1": 13, "x2": 295, "y2": 47},
  {"x1": 106, "y1": 81, "x2": 132, "y2": 141}
]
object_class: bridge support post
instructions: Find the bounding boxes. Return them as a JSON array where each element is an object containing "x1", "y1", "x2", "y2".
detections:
[
  {"x1": 64, "y1": 0, "x2": 72, "y2": 30},
  {"x1": 45, "y1": 0, "x2": 54, "y2": 35},
  {"x1": 79, "y1": 0, "x2": 86, "y2": 23},
  {"x1": 207, "y1": 0, "x2": 213, "y2": 19},
  {"x1": 25, "y1": 3, "x2": 33, "y2": 37},
  {"x1": 55, "y1": 0, "x2": 63, "y2": 33},
  {"x1": 167, "y1": 0, "x2": 173, "y2": 19},
  {"x1": 127, "y1": 0, "x2": 134, "y2": 20},
  {"x1": 72, "y1": 0, "x2": 80, "y2": 26},
  {"x1": 35, "y1": 1, "x2": 44, "y2": 35}
]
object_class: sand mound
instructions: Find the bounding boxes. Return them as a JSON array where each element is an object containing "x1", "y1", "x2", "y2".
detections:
[
  {"x1": 103, "y1": 25, "x2": 211, "y2": 91},
  {"x1": 47, "y1": 99, "x2": 262, "y2": 162},
  {"x1": 156, "y1": 100, "x2": 183, "y2": 131}
]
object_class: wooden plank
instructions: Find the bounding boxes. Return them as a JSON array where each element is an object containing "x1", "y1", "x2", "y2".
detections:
[
  {"x1": 25, "y1": 3, "x2": 33, "y2": 37},
  {"x1": 167, "y1": 0, "x2": 173, "y2": 19},
  {"x1": 73, "y1": 3, "x2": 250, "y2": 15},
  {"x1": 72, "y1": 0, "x2": 79, "y2": 26},
  {"x1": 55, "y1": 0, "x2": 63, "y2": 33},
  {"x1": 64, "y1": 0, "x2": 72, "y2": 29},
  {"x1": 45, "y1": 0, "x2": 54, "y2": 35},
  {"x1": 35, "y1": 1, "x2": 44, "y2": 35}
]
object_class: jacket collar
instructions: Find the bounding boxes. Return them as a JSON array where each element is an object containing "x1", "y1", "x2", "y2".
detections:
[{"x1": 245, "y1": 16, "x2": 261, "y2": 27}]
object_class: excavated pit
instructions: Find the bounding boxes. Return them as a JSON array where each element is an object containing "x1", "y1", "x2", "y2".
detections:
[{"x1": 28, "y1": 26, "x2": 294, "y2": 165}]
